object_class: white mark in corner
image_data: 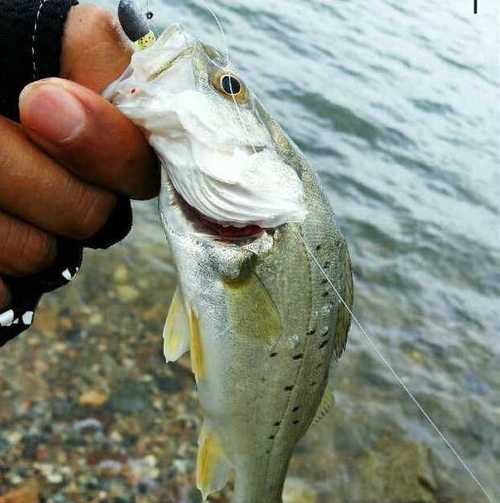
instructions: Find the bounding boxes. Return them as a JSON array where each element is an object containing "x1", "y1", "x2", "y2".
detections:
[
  {"x1": 0, "y1": 310, "x2": 15, "y2": 327},
  {"x1": 22, "y1": 311, "x2": 34, "y2": 325},
  {"x1": 62, "y1": 269, "x2": 72, "y2": 281}
]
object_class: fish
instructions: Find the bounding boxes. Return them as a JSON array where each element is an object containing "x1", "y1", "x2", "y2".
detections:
[{"x1": 107, "y1": 23, "x2": 353, "y2": 503}]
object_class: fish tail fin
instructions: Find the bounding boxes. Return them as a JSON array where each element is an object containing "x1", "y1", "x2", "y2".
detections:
[
  {"x1": 163, "y1": 287, "x2": 190, "y2": 362},
  {"x1": 196, "y1": 423, "x2": 233, "y2": 501}
]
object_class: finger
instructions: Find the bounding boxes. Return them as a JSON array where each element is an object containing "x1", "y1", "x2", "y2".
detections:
[
  {"x1": 20, "y1": 78, "x2": 159, "y2": 200},
  {"x1": 0, "y1": 279, "x2": 11, "y2": 310},
  {"x1": 0, "y1": 117, "x2": 116, "y2": 240},
  {"x1": 61, "y1": 4, "x2": 133, "y2": 93},
  {"x1": 0, "y1": 212, "x2": 57, "y2": 277}
]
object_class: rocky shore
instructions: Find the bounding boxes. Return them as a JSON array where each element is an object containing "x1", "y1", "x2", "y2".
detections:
[{"x1": 0, "y1": 232, "x2": 493, "y2": 503}]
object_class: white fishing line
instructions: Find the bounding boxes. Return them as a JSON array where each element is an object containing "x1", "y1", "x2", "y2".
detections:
[
  {"x1": 199, "y1": 0, "x2": 259, "y2": 156},
  {"x1": 199, "y1": 0, "x2": 230, "y2": 67},
  {"x1": 197, "y1": 2, "x2": 496, "y2": 501},
  {"x1": 296, "y1": 231, "x2": 495, "y2": 503}
]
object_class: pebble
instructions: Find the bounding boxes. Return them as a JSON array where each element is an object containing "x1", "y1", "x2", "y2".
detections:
[
  {"x1": 97, "y1": 459, "x2": 124, "y2": 476},
  {"x1": 156, "y1": 375, "x2": 183, "y2": 394},
  {"x1": 0, "y1": 480, "x2": 39, "y2": 503},
  {"x1": 114, "y1": 266, "x2": 130, "y2": 283},
  {"x1": 116, "y1": 285, "x2": 140, "y2": 302},
  {"x1": 356, "y1": 438, "x2": 438, "y2": 502},
  {"x1": 79, "y1": 390, "x2": 109, "y2": 408},
  {"x1": 89, "y1": 313, "x2": 104, "y2": 326},
  {"x1": 110, "y1": 379, "x2": 151, "y2": 414},
  {"x1": 34, "y1": 462, "x2": 65, "y2": 484},
  {"x1": 283, "y1": 477, "x2": 319, "y2": 503},
  {"x1": 72, "y1": 418, "x2": 103, "y2": 432}
]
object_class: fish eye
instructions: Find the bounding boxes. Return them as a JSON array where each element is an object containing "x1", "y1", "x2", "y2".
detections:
[
  {"x1": 221, "y1": 75, "x2": 241, "y2": 95},
  {"x1": 212, "y1": 71, "x2": 248, "y2": 104}
]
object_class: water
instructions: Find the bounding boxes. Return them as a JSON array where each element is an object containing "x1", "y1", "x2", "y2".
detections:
[{"x1": 1, "y1": 0, "x2": 499, "y2": 501}]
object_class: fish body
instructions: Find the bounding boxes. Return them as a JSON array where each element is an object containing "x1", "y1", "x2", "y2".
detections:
[{"x1": 107, "y1": 25, "x2": 353, "y2": 503}]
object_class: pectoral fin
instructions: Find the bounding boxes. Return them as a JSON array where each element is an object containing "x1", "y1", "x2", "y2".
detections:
[
  {"x1": 312, "y1": 384, "x2": 335, "y2": 426},
  {"x1": 189, "y1": 308, "x2": 205, "y2": 383},
  {"x1": 196, "y1": 424, "x2": 232, "y2": 501},
  {"x1": 163, "y1": 287, "x2": 190, "y2": 363}
]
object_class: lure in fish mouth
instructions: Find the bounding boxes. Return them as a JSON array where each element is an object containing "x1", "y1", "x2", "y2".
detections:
[{"x1": 108, "y1": 4, "x2": 354, "y2": 502}]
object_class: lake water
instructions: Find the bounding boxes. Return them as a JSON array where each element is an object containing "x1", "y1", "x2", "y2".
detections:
[{"x1": 1, "y1": 0, "x2": 498, "y2": 502}]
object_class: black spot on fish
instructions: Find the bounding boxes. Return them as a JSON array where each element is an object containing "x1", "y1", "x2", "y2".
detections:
[
  {"x1": 268, "y1": 435, "x2": 275, "y2": 440},
  {"x1": 284, "y1": 385, "x2": 294, "y2": 391},
  {"x1": 270, "y1": 352, "x2": 278, "y2": 358},
  {"x1": 319, "y1": 339, "x2": 329, "y2": 349},
  {"x1": 273, "y1": 421, "x2": 281, "y2": 427},
  {"x1": 322, "y1": 291, "x2": 329, "y2": 297},
  {"x1": 307, "y1": 328, "x2": 316, "y2": 335},
  {"x1": 316, "y1": 244, "x2": 321, "y2": 251},
  {"x1": 292, "y1": 353, "x2": 304, "y2": 360},
  {"x1": 292, "y1": 406, "x2": 300, "y2": 412},
  {"x1": 293, "y1": 420, "x2": 300, "y2": 425},
  {"x1": 311, "y1": 381, "x2": 317, "y2": 386},
  {"x1": 321, "y1": 278, "x2": 328, "y2": 285},
  {"x1": 324, "y1": 261, "x2": 330, "y2": 268}
]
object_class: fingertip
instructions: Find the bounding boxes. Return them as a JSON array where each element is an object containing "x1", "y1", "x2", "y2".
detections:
[{"x1": 19, "y1": 81, "x2": 86, "y2": 145}]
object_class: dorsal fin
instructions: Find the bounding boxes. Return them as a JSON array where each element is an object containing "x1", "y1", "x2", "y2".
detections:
[{"x1": 163, "y1": 287, "x2": 190, "y2": 363}]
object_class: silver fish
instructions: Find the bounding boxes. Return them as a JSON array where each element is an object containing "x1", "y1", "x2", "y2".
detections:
[{"x1": 110, "y1": 24, "x2": 353, "y2": 503}]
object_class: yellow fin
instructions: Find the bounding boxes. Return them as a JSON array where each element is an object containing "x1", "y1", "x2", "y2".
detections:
[
  {"x1": 163, "y1": 288, "x2": 190, "y2": 363},
  {"x1": 197, "y1": 424, "x2": 232, "y2": 501},
  {"x1": 189, "y1": 309, "x2": 205, "y2": 383},
  {"x1": 313, "y1": 385, "x2": 335, "y2": 426}
]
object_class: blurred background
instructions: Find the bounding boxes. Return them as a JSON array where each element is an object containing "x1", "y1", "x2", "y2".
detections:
[{"x1": 1, "y1": 0, "x2": 499, "y2": 502}]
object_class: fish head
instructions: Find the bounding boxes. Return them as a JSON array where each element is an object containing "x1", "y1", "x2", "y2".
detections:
[{"x1": 106, "y1": 24, "x2": 307, "y2": 244}]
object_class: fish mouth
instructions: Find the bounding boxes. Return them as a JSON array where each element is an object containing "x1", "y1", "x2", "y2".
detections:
[
  {"x1": 162, "y1": 174, "x2": 267, "y2": 243},
  {"x1": 176, "y1": 194, "x2": 265, "y2": 240}
]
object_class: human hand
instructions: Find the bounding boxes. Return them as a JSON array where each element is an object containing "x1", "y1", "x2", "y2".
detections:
[{"x1": 0, "y1": 5, "x2": 159, "y2": 310}]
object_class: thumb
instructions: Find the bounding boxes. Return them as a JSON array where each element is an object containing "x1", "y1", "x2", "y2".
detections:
[{"x1": 60, "y1": 4, "x2": 133, "y2": 93}]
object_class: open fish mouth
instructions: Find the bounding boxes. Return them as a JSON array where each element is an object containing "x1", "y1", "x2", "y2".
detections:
[
  {"x1": 162, "y1": 173, "x2": 267, "y2": 242},
  {"x1": 177, "y1": 194, "x2": 265, "y2": 240}
]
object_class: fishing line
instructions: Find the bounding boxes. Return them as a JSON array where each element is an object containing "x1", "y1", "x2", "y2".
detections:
[
  {"x1": 296, "y1": 231, "x2": 495, "y2": 503},
  {"x1": 198, "y1": 0, "x2": 259, "y2": 155},
  {"x1": 198, "y1": 0, "x2": 230, "y2": 68},
  {"x1": 196, "y1": 4, "x2": 496, "y2": 501}
]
